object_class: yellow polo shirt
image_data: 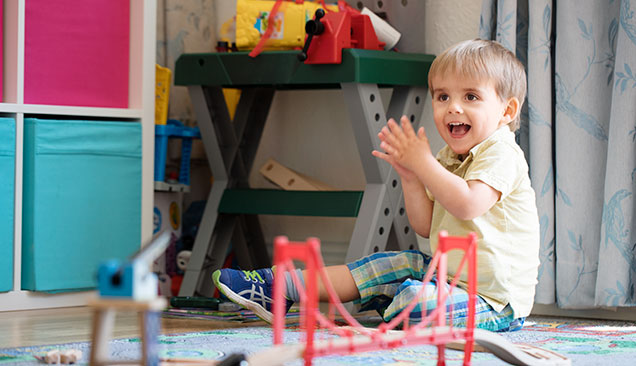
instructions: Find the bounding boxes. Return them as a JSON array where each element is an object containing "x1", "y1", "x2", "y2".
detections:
[{"x1": 427, "y1": 126, "x2": 540, "y2": 319}]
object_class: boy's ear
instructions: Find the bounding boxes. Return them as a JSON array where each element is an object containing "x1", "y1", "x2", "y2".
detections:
[{"x1": 502, "y1": 97, "x2": 520, "y2": 124}]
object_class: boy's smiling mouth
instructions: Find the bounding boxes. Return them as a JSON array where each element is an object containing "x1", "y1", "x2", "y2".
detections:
[{"x1": 448, "y1": 122, "x2": 471, "y2": 137}]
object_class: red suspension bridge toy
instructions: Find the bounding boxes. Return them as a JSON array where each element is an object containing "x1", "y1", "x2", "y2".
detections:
[
  {"x1": 271, "y1": 231, "x2": 477, "y2": 366},
  {"x1": 215, "y1": 232, "x2": 570, "y2": 366}
]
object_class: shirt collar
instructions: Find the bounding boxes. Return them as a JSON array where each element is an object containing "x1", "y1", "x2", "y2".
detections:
[{"x1": 437, "y1": 126, "x2": 514, "y2": 168}]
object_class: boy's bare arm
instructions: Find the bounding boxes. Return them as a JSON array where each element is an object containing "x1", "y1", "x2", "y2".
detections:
[
  {"x1": 401, "y1": 178, "x2": 434, "y2": 238},
  {"x1": 415, "y1": 157, "x2": 499, "y2": 220}
]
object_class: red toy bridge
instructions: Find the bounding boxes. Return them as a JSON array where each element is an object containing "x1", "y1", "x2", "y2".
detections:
[{"x1": 271, "y1": 231, "x2": 478, "y2": 366}]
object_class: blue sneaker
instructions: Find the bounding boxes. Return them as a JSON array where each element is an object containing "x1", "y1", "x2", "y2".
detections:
[{"x1": 212, "y1": 268, "x2": 293, "y2": 323}]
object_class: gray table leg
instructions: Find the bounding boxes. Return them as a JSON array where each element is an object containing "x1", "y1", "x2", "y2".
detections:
[
  {"x1": 179, "y1": 86, "x2": 274, "y2": 297},
  {"x1": 341, "y1": 83, "x2": 428, "y2": 263},
  {"x1": 179, "y1": 86, "x2": 228, "y2": 296}
]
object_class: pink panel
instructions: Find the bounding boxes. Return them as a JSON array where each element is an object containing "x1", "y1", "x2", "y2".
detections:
[{"x1": 24, "y1": 0, "x2": 129, "y2": 108}]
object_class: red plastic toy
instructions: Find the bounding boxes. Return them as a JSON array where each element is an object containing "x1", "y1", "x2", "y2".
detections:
[
  {"x1": 297, "y1": 6, "x2": 385, "y2": 64},
  {"x1": 248, "y1": 0, "x2": 385, "y2": 63},
  {"x1": 271, "y1": 231, "x2": 478, "y2": 366}
]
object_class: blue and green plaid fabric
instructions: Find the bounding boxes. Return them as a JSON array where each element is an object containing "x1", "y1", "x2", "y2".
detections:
[{"x1": 347, "y1": 250, "x2": 523, "y2": 332}]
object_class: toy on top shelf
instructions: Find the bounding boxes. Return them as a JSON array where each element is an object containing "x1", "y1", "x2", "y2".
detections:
[
  {"x1": 298, "y1": 5, "x2": 388, "y2": 64},
  {"x1": 236, "y1": 0, "x2": 339, "y2": 56},
  {"x1": 238, "y1": 0, "x2": 396, "y2": 62},
  {"x1": 154, "y1": 119, "x2": 202, "y2": 193}
]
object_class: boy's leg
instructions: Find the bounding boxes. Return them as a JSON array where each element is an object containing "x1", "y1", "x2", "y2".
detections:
[
  {"x1": 213, "y1": 249, "x2": 429, "y2": 322},
  {"x1": 382, "y1": 278, "x2": 522, "y2": 332},
  {"x1": 212, "y1": 264, "x2": 361, "y2": 323},
  {"x1": 346, "y1": 250, "x2": 431, "y2": 314},
  {"x1": 291, "y1": 250, "x2": 428, "y2": 305},
  {"x1": 299, "y1": 265, "x2": 361, "y2": 303}
]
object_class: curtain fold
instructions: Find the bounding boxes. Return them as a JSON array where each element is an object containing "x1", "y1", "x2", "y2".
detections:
[{"x1": 480, "y1": 0, "x2": 636, "y2": 309}]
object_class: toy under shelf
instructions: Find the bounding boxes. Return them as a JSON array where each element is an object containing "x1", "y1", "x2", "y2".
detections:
[{"x1": 154, "y1": 119, "x2": 201, "y2": 193}]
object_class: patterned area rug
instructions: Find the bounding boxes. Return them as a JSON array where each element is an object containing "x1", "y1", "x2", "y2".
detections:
[{"x1": 2, "y1": 316, "x2": 636, "y2": 365}]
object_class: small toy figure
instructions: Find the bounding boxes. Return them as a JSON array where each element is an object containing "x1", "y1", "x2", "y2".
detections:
[
  {"x1": 176, "y1": 250, "x2": 191, "y2": 272},
  {"x1": 40, "y1": 349, "x2": 82, "y2": 364}
]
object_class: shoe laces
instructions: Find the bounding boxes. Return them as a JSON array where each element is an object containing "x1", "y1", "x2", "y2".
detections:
[{"x1": 242, "y1": 270, "x2": 266, "y2": 284}]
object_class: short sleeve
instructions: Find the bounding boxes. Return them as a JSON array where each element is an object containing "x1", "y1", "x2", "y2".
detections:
[
  {"x1": 464, "y1": 141, "x2": 524, "y2": 200},
  {"x1": 426, "y1": 187, "x2": 434, "y2": 201}
]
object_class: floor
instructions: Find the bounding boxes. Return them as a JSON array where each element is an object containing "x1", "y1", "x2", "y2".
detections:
[
  {"x1": 0, "y1": 306, "x2": 263, "y2": 349},
  {"x1": 5, "y1": 306, "x2": 636, "y2": 366}
]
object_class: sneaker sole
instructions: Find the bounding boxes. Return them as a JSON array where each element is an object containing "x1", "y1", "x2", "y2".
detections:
[{"x1": 212, "y1": 270, "x2": 273, "y2": 324}]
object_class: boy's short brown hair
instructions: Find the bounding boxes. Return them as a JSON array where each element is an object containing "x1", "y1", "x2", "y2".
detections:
[{"x1": 428, "y1": 39, "x2": 527, "y2": 131}]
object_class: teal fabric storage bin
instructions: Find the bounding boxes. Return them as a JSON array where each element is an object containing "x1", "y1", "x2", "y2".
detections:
[
  {"x1": 22, "y1": 118, "x2": 142, "y2": 292},
  {"x1": 0, "y1": 118, "x2": 15, "y2": 292}
]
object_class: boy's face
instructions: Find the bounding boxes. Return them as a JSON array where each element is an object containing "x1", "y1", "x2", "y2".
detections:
[{"x1": 430, "y1": 72, "x2": 516, "y2": 157}]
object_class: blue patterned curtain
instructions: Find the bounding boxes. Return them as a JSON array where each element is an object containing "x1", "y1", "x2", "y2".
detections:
[{"x1": 480, "y1": 0, "x2": 636, "y2": 309}]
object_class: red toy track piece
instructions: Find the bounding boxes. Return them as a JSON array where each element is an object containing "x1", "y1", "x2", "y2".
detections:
[{"x1": 272, "y1": 231, "x2": 478, "y2": 366}]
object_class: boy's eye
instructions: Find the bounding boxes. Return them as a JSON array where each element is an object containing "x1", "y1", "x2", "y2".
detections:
[
  {"x1": 438, "y1": 94, "x2": 449, "y2": 102},
  {"x1": 466, "y1": 94, "x2": 478, "y2": 101}
]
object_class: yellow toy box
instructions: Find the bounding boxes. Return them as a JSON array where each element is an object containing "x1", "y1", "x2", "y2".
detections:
[{"x1": 236, "y1": 0, "x2": 338, "y2": 51}]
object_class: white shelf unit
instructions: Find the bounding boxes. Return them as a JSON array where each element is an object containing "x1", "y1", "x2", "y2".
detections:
[{"x1": 0, "y1": 0, "x2": 157, "y2": 311}]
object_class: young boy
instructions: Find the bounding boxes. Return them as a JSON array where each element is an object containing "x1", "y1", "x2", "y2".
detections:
[{"x1": 212, "y1": 39, "x2": 540, "y2": 332}]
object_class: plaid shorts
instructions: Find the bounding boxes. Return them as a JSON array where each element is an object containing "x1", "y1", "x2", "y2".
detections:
[{"x1": 346, "y1": 250, "x2": 524, "y2": 332}]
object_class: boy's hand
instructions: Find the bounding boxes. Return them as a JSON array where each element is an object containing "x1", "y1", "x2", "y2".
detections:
[
  {"x1": 372, "y1": 119, "x2": 415, "y2": 180},
  {"x1": 372, "y1": 115, "x2": 433, "y2": 175},
  {"x1": 384, "y1": 157, "x2": 415, "y2": 180}
]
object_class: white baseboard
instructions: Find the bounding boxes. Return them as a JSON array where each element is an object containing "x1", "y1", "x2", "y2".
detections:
[
  {"x1": 0, "y1": 290, "x2": 96, "y2": 312},
  {"x1": 531, "y1": 303, "x2": 636, "y2": 321}
]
